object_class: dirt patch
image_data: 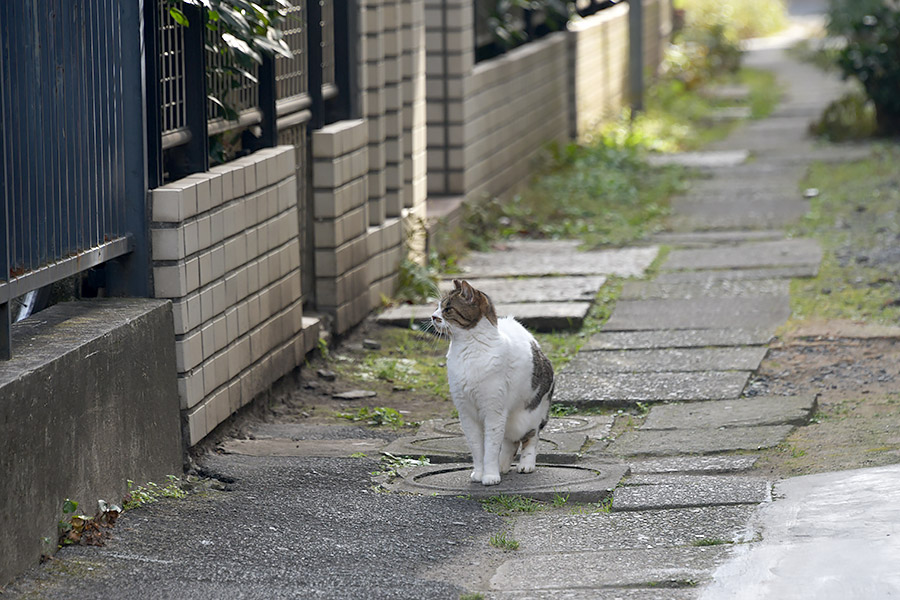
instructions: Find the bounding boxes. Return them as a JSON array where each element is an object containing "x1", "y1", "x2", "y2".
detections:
[
  {"x1": 747, "y1": 323, "x2": 900, "y2": 479},
  {"x1": 200, "y1": 319, "x2": 457, "y2": 452}
]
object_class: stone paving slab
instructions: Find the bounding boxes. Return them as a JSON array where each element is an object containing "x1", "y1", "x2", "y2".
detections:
[
  {"x1": 554, "y1": 371, "x2": 750, "y2": 405},
  {"x1": 646, "y1": 150, "x2": 749, "y2": 168},
  {"x1": 602, "y1": 296, "x2": 791, "y2": 332},
  {"x1": 583, "y1": 328, "x2": 775, "y2": 350},
  {"x1": 488, "y1": 589, "x2": 700, "y2": 600},
  {"x1": 564, "y1": 347, "x2": 767, "y2": 373},
  {"x1": 376, "y1": 301, "x2": 592, "y2": 332},
  {"x1": 437, "y1": 275, "x2": 607, "y2": 304},
  {"x1": 669, "y1": 197, "x2": 809, "y2": 231},
  {"x1": 663, "y1": 239, "x2": 822, "y2": 271},
  {"x1": 620, "y1": 279, "x2": 789, "y2": 300},
  {"x1": 651, "y1": 230, "x2": 785, "y2": 246},
  {"x1": 511, "y1": 505, "x2": 756, "y2": 553},
  {"x1": 218, "y1": 438, "x2": 388, "y2": 457},
  {"x1": 382, "y1": 416, "x2": 613, "y2": 463},
  {"x1": 613, "y1": 475, "x2": 771, "y2": 511},
  {"x1": 628, "y1": 456, "x2": 759, "y2": 475},
  {"x1": 654, "y1": 265, "x2": 818, "y2": 283},
  {"x1": 641, "y1": 395, "x2": 817, "y2": 430},
  {"x1": 456, "y1": 245, "x2": 658, "y2": 279},
  {"x1": 701, "y1": 84, "x2": 750, "y2": 102},
  {"x1": 709, "y1": 107, "x2": 752, "y2": 121},
  {"x1": 415, "y1": 416, "x2": 614, "y2": 439},
  {"x1": 385, "y1": 459, "x2": 629, "y2": 502},
  {"x1": 609, "y1": 425, "x2": 794, "y2": 456},
  {"x1": 490, "y1": 546, "x2": 729, "y2": 591}
]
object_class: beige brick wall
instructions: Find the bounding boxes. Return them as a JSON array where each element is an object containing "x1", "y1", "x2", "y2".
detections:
[
  {"x1": 314, "y1": 0, "x2": 427, "y2": 335},
  {"x1": 424, "y1": 0, "x2": 473, "y2": 196},
  {"x1": 426, "y1": 1, "x2": 672, "y2": 201},
  {"x1": 463, "y1": 32, "x2": 570, "y2": 203},
  {"x1": 570, "y1": 3, "x2": 631, "y2": 137},
  {"x1": 150, "y1": 146, "x2": 313, "y2": 445}
]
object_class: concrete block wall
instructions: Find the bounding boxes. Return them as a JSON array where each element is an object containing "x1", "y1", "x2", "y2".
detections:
[
  {"x1": 464, "y1": 33, "x2": 570, "y2": 203},
  {"x1": 150, "y1": 146, "x2": 310, "y2": 445},
  {"x1": 570, "y1": 3, "x2": 631, "y2": 137},
  {"x1": 424, "y1": 0, "x2": 472, "y2": 197},
  {"x1": 1, "y1": 300, "x2": 182, "y2": 586},
  {"x1": 312, "y1": 0, "x2": 427, "y2": 335},
  {"x1": 425, "y1": 1, "x2": 672, "y2": 202}
]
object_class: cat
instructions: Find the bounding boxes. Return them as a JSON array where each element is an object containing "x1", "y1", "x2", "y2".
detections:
[{"x1": 431, "y1": 279, "x2": 554, "y2": 486}]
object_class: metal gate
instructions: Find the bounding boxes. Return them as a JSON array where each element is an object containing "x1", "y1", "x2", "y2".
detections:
[{"x1": 0, "y1": 0, "x2": 149, "y2": 359}]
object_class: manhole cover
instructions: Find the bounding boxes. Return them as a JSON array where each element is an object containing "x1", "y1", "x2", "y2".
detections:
[{"x1": 385, "y1": 459, "x2": 629, "y2": 502}]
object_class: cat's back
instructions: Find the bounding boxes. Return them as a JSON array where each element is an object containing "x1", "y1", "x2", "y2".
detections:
[
  {"x1": 446, "y1": 316, "x2": 532, "y2": 378},
  {"x1": 497, "y1": 316, "x2": 537, "y2": 350}
]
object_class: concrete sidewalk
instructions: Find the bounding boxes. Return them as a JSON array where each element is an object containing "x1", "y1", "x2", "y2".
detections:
[{"x1": 6, "y1": 5, "x2": 896, "y2": 600}]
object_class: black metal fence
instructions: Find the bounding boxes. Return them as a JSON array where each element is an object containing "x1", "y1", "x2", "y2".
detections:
[
  {"x1": 0, "y1": 0, "x2": 351, "y2": 358},
  {"x1": 474, "y1": 0, "x2": 623, "y2": 62},
  {"x1": 149, "y1": 0, "x2": 346, "y2": 187},
  {"x1": 0, "y1": 0, "x2": 148, "y2": 359}
]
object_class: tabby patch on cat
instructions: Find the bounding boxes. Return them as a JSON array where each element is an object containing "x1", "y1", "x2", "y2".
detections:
[{"x1": 431, "y1": 279, "x2": 554, "y2": 486}]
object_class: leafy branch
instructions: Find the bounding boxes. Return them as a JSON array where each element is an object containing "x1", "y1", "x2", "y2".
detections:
[{"x1": 166, "y1": 0, "x2": 293, "y2": 121}]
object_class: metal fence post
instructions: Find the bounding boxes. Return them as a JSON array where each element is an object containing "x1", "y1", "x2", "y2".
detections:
[
  {"x1": 144, "y1": 0, "x2": 163, "y2": 190},
  {"x1": 330, "y1": 0, "x2": 358, "y2": 121},
  {"x1": 307, "y1": 0, "x2": 324, "y2": 130},
  {"x1": 628, "y1": 0, "x2": 644, "y2": 114},
  {"x1": 0, "y1": 9, "x2": 8, "y2": 358},
  {"x1": 168, "y1": 2, "x2": 208, "y2": 178},
  {"x1": 107, "y1": 0, "x2": 152, "y2": 297},
  {"x1": 246, "y1": 55, "x2": 277, "y2": 150}
]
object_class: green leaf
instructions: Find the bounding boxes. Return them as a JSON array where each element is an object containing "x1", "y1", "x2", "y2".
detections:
[
  {"x1": 168, "y1": 6, "x2": 190, "y2": 27},
  {"x1": 254, "y1": 35, "x2": 292, "y2": 59},
  {"x1": 222, "y1": 32, "x2": 263, "y2": 64},
  {"x1": 62, "y1": 499, "x2": 78, "y2": 514},
  {"x1": 208, "y1": 94, "x2": 240, "y2": 122}
]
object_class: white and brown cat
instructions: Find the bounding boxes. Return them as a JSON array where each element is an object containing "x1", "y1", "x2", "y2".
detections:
[{"x1": 431, "y1": 279, "x2": 554, "y2": 486}]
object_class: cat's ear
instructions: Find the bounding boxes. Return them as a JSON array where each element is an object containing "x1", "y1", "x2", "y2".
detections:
[
  {"x1": 453, "y1": 279, "x2": 462, "y2": 290},
  {"x1": 459, "y1": 280, "x2": 476, "y2": 303}
]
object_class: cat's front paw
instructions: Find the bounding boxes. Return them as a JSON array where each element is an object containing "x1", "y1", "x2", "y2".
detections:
[
  {"x1": 516, "y1": 463, "x2": 536, "y2": 474},
  {"x1": 481, "y1": 473, "x2": 502, "y2": 486},
  {"x1": 470, "y1": 470, "x2": 483, "y2": 482}
]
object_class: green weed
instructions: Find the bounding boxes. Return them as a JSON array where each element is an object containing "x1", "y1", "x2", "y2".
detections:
[
  {"x1": 489, "y1": 530, "x2": 520, "y2": 551},
  {"x1": 123, "y1": 476, "x2": 187, "y2": 511},
  {"x1": 691, "y1": 538, "x2": 732, "y2": 547},
  {"x1": 789, "y1": 146, "x2": 900, "y2": 326},
  {"x1": 480, "y1": 494, "x2": 543, "y2": 517},
  {"x1": 336, "y1": 406, "x2": 407, "y2": 429}
]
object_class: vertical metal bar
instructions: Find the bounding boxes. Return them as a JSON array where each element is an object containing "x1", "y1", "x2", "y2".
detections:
[
  {"x1": 307, "y1": 0, "x2": 324, "y2": 130},
  {"x1": 62, "y1": 0, "x2": 78, "y2": 258},
  {"x1": 0, "y1": 1, "x2": 12, "y2": 358},
  {"x1": 24, "y1": 0, "x2": 38, "y2": 272},
  {"x1": 50, "y1": 1, "x2": 64, "y2": 260},
  {"x1": 35, "y1": 1, "x2": 51, "y2": 266},
  {"x1": 247, "y1": 54, "x2": 277, "y2": 150},
  {"x1": 82, "y1": 0, "x2": 97, "y2": 251},
  {"x1": 168, "y1": 1, "x2": 208, "y2": 179},
  {"x1": 97, "y1": 0, "x2": 110, "y2": 243},
  {"x1": 106, "y1": 0, "x2": 151, "y2": 297},
  {"x1": 144, "y1": 0, "x2": 163, "y2": 189},
  {"x1": 628, "y1": 0, "x2": 644, "y2": 114},
  {"x1": 330, "y1": 0, "x2": 358, "y2": 121},
  {"x1": 0, "y1": 303, "x2": 9, "y2": 361}
]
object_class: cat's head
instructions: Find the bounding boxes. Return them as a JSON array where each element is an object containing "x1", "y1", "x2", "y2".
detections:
[{"x1": 431, "y1": 279, "x2": 498, "y2": 334}]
